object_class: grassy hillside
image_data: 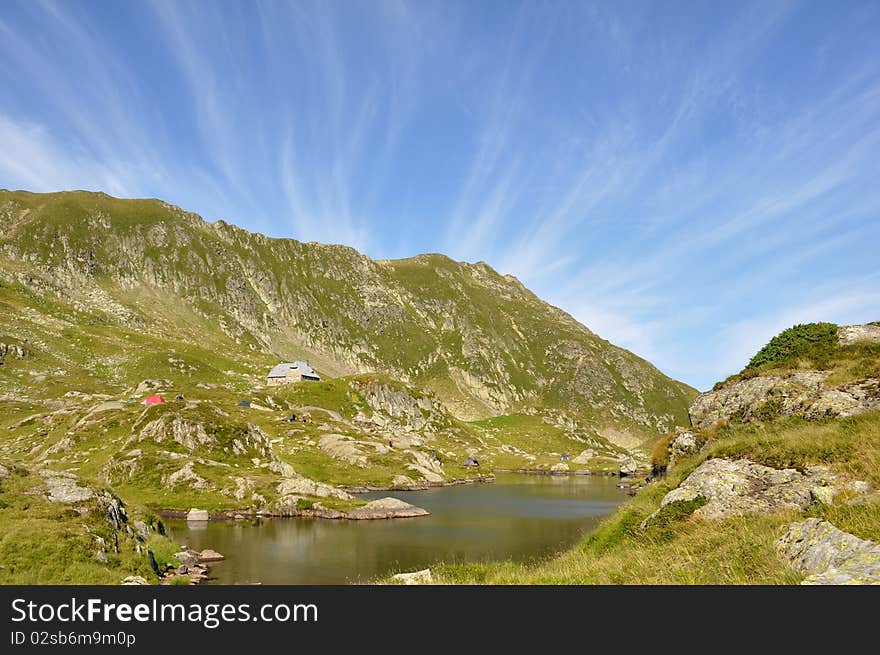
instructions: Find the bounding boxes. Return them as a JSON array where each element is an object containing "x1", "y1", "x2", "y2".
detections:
[
  {"x1": 0, "y1": 189, "x2": 695, "y2": 449},
  {"x1": 0, "y1": 188, "x2": 700, "y2": 584}
]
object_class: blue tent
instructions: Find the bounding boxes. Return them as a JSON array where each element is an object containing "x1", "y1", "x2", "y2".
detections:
[{"x1": 238, "y1": 400, "x2": 250, "y2": 407}]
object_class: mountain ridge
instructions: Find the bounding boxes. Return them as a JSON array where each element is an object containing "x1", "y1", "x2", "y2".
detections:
[{"x1": 0, "y1": 189, "x2": 695, "y2": 445}]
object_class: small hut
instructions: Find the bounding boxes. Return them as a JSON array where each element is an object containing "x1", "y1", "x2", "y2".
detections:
[{"x1": 267, "y1": 361, "x2": 321, "y2": 386}]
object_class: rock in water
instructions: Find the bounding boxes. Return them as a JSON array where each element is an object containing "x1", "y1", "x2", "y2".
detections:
[
  {"x1": 186, "y1": 508, "x2": 209, "y2": 521},
  {"x1": 391, "y1": 569, "x2": 433, "y2": 585},
  {"x1": 650, "y1": 458, "x2": 840, "y2": 521},
  {"x1": 199, "y1": 549, "x2": 225, "y2": 562},
  {"x1": 346, "y1": 497, "x2": 429, "y2": 520},
  {"x1": 776, "y1": 519, "x2": 880, "y2": 585}
]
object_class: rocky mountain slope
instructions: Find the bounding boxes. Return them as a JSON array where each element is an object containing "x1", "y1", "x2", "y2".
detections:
[{"x1": 0, "y1": 190, "x2": 694, "y2": 439}]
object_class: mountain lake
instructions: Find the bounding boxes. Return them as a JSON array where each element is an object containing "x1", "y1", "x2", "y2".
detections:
[{"x1": 166, "y1": 473, "x2": 626, "y2": 584}]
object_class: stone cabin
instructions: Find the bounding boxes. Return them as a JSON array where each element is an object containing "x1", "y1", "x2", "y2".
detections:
[{"x1": 267, "y1": 361, "x2": 321, "y2": 385}]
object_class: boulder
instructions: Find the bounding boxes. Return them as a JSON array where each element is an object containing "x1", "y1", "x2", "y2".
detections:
[
  {"x1": 550, "y1": 462, "x2": 569, "y2": 472},
  {"x1": 619, "y1": 456, "x2": 638, "y2": 477},
  {"x1": 163, "y1": 462, "x2": 213, "y2": 491},
  {"x1": 174, "y1": 550, "x2": 199, "y2": 568},
  {"x1": 186, "y1": 508, "x2": 209, "y2": 521},
  {"x1": 391, "y1": 569, "x2": 433, "y2": 585},
  {"x1": 776, "y1": 518, "x2": 880, "y2": 585},
  {"x1": 668, "y1": 430, "x2": 698, "y2": 468},
  {"x1": 133, "y1": 379, "x2": 172, "y2": 396},
  {"x1": 650, "y1": 458, "x2": 840, "y2": 521},
  {"x1": 347, "y1": 497, "x2": 429, "y2": 520},
  {"x1": 121, "y1": 576, "x2": 150, "y2": 586},
  {"x1": 199, "y1": 549, "x2": 225, "y2": 562}
]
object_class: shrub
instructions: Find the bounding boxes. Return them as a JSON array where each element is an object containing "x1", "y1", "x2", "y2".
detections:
[
  {"x1": 651, "y1": 434, "x2": 673, "y2": 470},
  {"x1": 295, "y1": 498, "x2": 314, "y2": 511},
  {"x1": 746, "y1": 322, "x2": 838, "y2": 370}
]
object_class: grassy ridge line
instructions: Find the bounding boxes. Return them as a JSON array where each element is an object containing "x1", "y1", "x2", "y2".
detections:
[{"x1": 715, "y1": 322, "x2": 880, "y2": 390}]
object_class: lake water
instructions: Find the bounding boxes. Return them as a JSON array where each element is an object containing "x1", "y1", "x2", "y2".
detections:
[{"x1": 166, "y1": 474, "x2": 626, "y2": 584}]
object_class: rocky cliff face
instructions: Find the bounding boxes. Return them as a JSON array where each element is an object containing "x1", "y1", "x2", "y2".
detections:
[{"x1": 0, "y1": 190, "x2": 695, "y2": 444}]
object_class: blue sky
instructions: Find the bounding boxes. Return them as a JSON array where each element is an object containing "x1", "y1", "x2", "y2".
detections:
[{"x1": 1, "y1": 1, "x2": 879, "y2": 390}]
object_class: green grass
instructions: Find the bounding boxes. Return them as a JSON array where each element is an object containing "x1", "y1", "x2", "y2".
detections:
[{"x1": 0, "y1": 466, "x2": 176, "y2": 584}]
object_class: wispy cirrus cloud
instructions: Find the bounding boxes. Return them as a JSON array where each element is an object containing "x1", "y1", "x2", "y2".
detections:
[{"x1": 0, "y1": 0, "x2": 877, "y2": 389}]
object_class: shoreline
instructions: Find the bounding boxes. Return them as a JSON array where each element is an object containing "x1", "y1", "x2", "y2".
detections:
[
  {"x1": 492, "y1": 468, "x2": 620, "y2": 476},
  {"x1": 153, "y1": 470, "x2": 644, "y2": 524},
  {"x1": 341, "y1": 474, "x2": 496, "y2": 494},
  {"x1": 156, "y1": 504, "x2": 430, "y2": 521}
]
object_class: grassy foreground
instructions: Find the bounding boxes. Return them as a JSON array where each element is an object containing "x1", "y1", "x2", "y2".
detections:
[{"x1": 430, "y1": 410, "x2": 880, "y2": 584}]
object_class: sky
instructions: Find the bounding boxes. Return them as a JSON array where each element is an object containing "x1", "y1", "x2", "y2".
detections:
[{"x1": 1, "y1": 0, "x2": 879, "y2": 390}]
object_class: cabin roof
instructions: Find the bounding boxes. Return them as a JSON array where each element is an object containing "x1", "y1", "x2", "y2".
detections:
[{"x1": 268, "y1": 361, "x2": 319, "y2": 378}]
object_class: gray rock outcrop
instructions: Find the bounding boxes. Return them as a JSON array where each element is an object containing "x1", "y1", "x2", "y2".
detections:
[
  {"x1": 651, "y1": 458, "x2": 840, "y2": 521},
  {"x1": 0, "y1": 342, "x2": 28, "y2": 363},
  {"x1": 668, "y1": 429, "x2": 699, "y2": 468},
  {"x1": 276, "y1": 476, "x2": 353, "y2": 503},
  {"x1": 318, "y1": 433, "x2": 369, "y2": 467},
  {"x1": 572, "y1": 449, "x2": 595, "y2": 464},
  {"x1": 40, "y1": 469, "x2": 96, "y2": 503},
  {"x1": 837, "y1": 323, "x2": 880, "y2": 346},
  {"x1": 776, "y1": 519, "x2": 880, "y2": 584},
  {"x1": 689, "y1": 372, "x2": 880, "y2": 428},
  {"x1": 619, "y1": 456, "x2": 638, "y2": 477}
]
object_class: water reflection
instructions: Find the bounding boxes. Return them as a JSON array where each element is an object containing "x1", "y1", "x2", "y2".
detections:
[{"x1": 167, "y1": 474, "x2": 625, "y2": 584}]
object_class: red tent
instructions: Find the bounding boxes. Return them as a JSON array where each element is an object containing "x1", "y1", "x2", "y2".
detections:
[{"x1": 143, "y1": 395, "x2": 166, "y2": 407}]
